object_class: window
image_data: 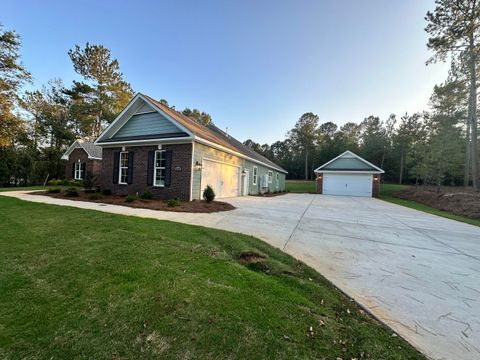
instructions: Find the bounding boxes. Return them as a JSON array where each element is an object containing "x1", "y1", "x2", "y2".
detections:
[
  {"x1": 276, "y1": 173, "x2": 279, "y2": 187},
  {"x1": 268, "y1": 170, "x2": 273, "y2": 184},
  {"x1": 119, "y1": 151, "x2": 129, "y2": 184},
  {"x1": 252, "y1": 166, "x2": 258, "y2": 185},
  {"x1": 74, "y1": 161, "x2": 83, "y2": 180},
  {"x1": 154, "y1": 150, "x2": 166, "y2": 187}
]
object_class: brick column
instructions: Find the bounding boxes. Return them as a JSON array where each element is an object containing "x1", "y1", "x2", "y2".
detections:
[
  {"x1": 372, "y1": 174, "x2": 380, "y2": 198},
  {"x1": 316, "y1": 173, "x2": 323, "y2": 194}
]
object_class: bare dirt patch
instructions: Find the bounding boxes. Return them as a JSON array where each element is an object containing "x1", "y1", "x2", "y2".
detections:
[
  {"x1": 238, "y1": 251, "x2": 266, "y2": 264},
  {"x1": 394, "y1": 186, "x2": 480, "y2": 219},
  {"x1": 33, "y1": 191, "x2": 235, "y2": 213}
]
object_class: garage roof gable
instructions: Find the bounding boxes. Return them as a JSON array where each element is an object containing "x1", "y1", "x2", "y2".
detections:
[{"x1": 314, "y1": 151, "x2": 384, "y2": 173}]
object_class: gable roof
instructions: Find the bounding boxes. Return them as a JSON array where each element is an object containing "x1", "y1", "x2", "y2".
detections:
[
  {"x1": 62, "y1": 140, "x2": 102, "y2": 160},
  {"x1": 314, "y1": 151, "x2": 384, "y2": 173},
  {"x1": 95, "y1": 93, "x2": 287, "y2": 173}
]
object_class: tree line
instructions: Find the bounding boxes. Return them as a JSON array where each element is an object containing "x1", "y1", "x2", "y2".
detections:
[
  {"x1": 0, "y1": 27, "x2": 212, "y2": 186},
  {"x1": 1, "y1": 0, "x2": 479, "y2": 189},
  {"x1": 244, "y1": 0, "x2": 480, "y2": 190}
]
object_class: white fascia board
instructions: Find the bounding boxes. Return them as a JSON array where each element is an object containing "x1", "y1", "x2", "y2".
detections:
[
  {"x1": 194, "y1": 136, "x2": 288, "y2": 174},
  {"x1": 62, "y1": 140, "x2": 81, "y2": 160},
  {"x1": 314, "y1": 150, "x2": 384, "y2": 173},
  {"x1": 95, "y1": 93, "x2": 143, "y2": 144},
  {"x1": 315, "y1": 170, "x2": 384, "y2": 174},
  {"x1": 96, "y1": 137, "x2": 194, "y2": 147}
]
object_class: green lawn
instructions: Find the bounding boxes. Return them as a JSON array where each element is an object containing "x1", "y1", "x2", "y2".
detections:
[
  {"x1": 0, "y1": 195, "x2": 424, "y2": 359},
  {"x1": 380, "y1": 184, "x2": 480, "y2": 227},
  {"x1": 286, "y1": 180, "x2": 316, "y2": 193}
]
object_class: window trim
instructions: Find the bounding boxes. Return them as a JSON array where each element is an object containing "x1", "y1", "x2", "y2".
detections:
[
  {"x1": 119, "y1": 151, "x2": 129, "y2": 185},
  {"x1": 252, "y1": 166, "x2": 258, "y2": 185},
  {"x1": 74, "y1": 160, "x2": 83, "y2": 180},
  {"x1": 268, "y1": 170, "x2": 273, "y2": 184},
  {"x1": 153, "y1": 150, "x2": 166, "y2": 187}
]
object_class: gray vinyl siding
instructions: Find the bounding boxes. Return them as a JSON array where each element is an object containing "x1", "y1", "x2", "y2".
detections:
[
  {"x1": 192, "y1": 142, "x2": 286, "y2": 200},
  {"x1": 113, "y1": 112, "x2": 181, "y2": 139}
]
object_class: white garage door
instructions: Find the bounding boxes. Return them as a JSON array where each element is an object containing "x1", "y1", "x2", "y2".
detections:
[
  {"x1": 323, "y1": 173, "x2": 372, "y2": 197},
  {"x1": 201, "y1": 159, "x2": 240, "y2": 199}
]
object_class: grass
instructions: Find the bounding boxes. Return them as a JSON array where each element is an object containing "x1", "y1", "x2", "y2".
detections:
[
  {"x1": 285, "y1": 180, "x2": 316, "y2": 193},
  {"x1": 0, "y1": 196, "x2": 424, "y2": 359},
  {"x1": 380, "y1": 184, "x2": 480, "y2": 227}
]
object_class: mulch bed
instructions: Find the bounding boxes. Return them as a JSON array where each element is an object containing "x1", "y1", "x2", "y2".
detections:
[
  {"x1": 252, "y1": 192, "x2": 288, "y2": 198},
  {"x1": 33, "y1": 191, "x2": 235, "y2": 213},
  {"x1": 394, "y1": 186, "x2": 480, "y2": 219}
]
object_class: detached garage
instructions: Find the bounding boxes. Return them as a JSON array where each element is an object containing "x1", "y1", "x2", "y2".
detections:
[{"x1": 314, "y1": 151, "x2": 384, "y2": 198}]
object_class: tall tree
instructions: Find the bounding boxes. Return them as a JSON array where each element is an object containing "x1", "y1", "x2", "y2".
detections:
[
  {"x1": 426, "y1": 0, "x2": 480, "y2": 189},
  {"x1": 394, "y1": 113, "x2": 424, "y2": 184},
  {"x1": 182, "y1": 107, "x2": 212, "y2": 126},
  {"x1": 288, "y1": 112, "x2": 319, "y2": 179},
  {"x1": 67, "y1": 43, "x2": 133, "y2": 138},
  {"x1": 0, "y1": 24, "x2": 31, "y2": 148}
]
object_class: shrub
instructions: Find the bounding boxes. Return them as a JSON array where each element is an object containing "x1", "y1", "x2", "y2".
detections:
[
  {"x1": 83, "y1": 172, "x2": 96, "y2": 191},
  {"x1": 61, "y1": 179, "x2": 71, "y2": 186},
  {"x1": 167, "y1": 198, "x2": 181, "y2": 207},
  {"x1": 47, "y1": 179, "x2": 61, "y2": 186},
  {"x1": 88, "y1": 193, "x2": 102, "y2": 200},
  {"x1": 203, "y1": 185, "x2": 215, "y2": 203},
  {"x1": 140, "y1": 191, "x2": 153, "y2": 200},
  {"x1": 65, "y1": 187, "x2": 79, "y2": 197},
  {"x1": 48, "y1": 188, "x2": 61, "y2": 194},
  {"x1": 71, "y1": 180, "x2": 84, "y2": 187},
  {"x1": 125, "y1": 195, "x2": 138, "y2": 203},
  {"x1": 101, "y1": 188, "x2": 112, "y2": 196}
]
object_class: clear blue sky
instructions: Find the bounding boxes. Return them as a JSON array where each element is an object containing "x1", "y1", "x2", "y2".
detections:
[{"x1": 4, "y1": 0, "x2": 448, "y2": 144}]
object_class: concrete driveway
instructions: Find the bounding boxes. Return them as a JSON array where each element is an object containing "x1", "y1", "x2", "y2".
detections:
[{"x1": 3, "y1": 191, "x2": 480, "y2": 360}]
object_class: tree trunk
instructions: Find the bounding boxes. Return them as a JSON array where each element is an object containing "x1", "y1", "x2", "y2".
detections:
[
  {"x1": 399, "y1": 150, "x2": 404, "y2": 185},
  {"x1": 305, "y1": 149, "x2": 309, "y2": 180},
  {"x1": 465, "y1": 120, "x2": 471, "y2": 187},
  {"x1": 468, "y1": 36, "x2": 479, "y2": 190}
]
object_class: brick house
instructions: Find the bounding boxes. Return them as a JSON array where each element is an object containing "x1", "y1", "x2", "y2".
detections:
[
  {"x1": 62, "y1": 140, "x2": 103, "y2": 182},
  {"x1": 314, "y1": 151, "x2": 384, "y2": 198},
  {"x1": 94, "y1": 93, "x2": 287, "y2": 201}
]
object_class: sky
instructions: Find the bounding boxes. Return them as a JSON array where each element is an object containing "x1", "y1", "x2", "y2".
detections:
[{"x1": 4, "y1": 0, "x2": 448, "y2": 144}]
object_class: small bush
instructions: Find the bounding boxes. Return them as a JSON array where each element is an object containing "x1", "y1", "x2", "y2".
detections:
[
  {"x1": 88, "y1": 193, "x2": 102, "y2": 200},
  {"x1": 65, "y1": 187, "x2": 79, "y2": 197},
  {"x1": 125, "y1": 195, "x2": 138, "y2": 203},
  {"x1": 61, "y1": 179, "x2": 70, "y2": 186},
  {"x1": 71, "y1": 180, "x2": 84, "y2": 187},
  {"x1": 203, "y1": 185, "x2": 215, "y2": 203},
  {"x1": 140, "y1": 191, "x2": 153, "y2": 200},
  {"x1": 167, "y1": 198, "x2": 181, "y2": 207},
  {"x1": 48, "y1": 188, "x2": 61, "y2": 194},
  {"x1": 101, "y1": 188, "x2": 112, "y2": 196},
  {"x1": 47, "y1": 179, "x2": 61, "y2": 186}
]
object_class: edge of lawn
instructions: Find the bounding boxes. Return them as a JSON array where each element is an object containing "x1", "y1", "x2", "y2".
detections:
[
  {"x1": 0, "y1": 192, "x2": 426, "y2": 358},
  {"x1": 380, "y1": 184, "x2": 480, "y2": 228}
]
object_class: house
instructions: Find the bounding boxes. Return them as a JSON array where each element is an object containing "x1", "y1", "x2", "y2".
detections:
[
  {"x1": 62, "y1": 140, "x2": 103, "y2": 181},
  {"x1": 314, "y1": 151, "x2": 384, "y2": 197},
  {"x1": 94, "y1": 93, "x2": 287, "y2": 200}
]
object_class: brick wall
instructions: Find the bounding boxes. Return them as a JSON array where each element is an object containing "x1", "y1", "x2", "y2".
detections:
[
  {"x1": 316, "y1": 173, "x2": 323, "y2": 194},
  {"x1": 101, "y1": 143, "x2": 192, "y2": 201},
  {"x1": 64, "y1": 148, "x2": 101, "y2": 182}
]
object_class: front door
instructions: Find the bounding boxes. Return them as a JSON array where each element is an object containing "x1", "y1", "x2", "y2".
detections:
[{"x1": 243, "y1": 169, "x2": 250, "y2": 196}]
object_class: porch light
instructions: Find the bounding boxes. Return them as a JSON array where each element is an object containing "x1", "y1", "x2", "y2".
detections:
[
  {"x1": 373, "y1": 175, "x2": 379, "y2": 181},
  {"x1": 194, "y1": 161, "x2": 202, "y2": 171}
]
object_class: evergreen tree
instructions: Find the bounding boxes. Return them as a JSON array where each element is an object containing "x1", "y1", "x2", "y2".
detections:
[{"x1": 66, "y1": 43, "x2": 133, "y2": 138}]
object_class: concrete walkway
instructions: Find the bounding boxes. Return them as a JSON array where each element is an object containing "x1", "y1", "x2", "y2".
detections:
[{"x1": 3, "y1": 191, "x2": 480, "y2": 360}]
